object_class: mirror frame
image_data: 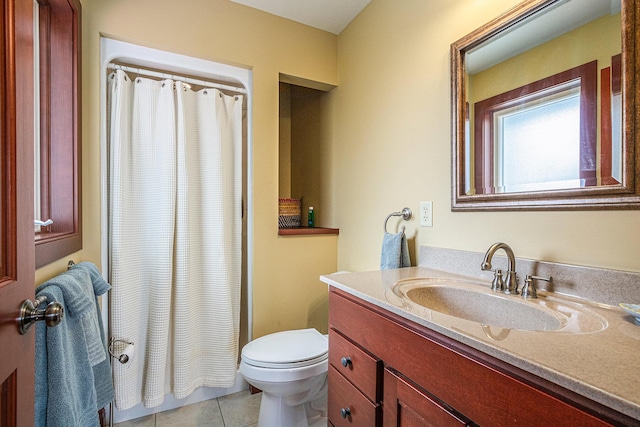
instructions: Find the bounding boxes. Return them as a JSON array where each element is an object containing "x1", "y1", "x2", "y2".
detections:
[{"x1": 451, "y1": 0, "x2": 639, "y2": 211}]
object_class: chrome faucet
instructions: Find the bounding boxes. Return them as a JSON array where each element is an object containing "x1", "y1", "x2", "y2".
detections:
[{"x1": 481, "y1": 242, "x2": 518, "y2": 294}]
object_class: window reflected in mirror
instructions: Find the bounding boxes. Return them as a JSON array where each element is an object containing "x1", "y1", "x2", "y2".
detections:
[
  {"x1": 495, "y1": 86, "x2": 581, "y2": 193},
  {"x1": 470, "y1": 61, "x2": 598, "y2": 194}
]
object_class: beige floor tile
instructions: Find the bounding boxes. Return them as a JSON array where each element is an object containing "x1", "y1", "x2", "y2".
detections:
[
  {"x1": 155, "y1": 399, "x2": 225, "y2": 427},
  {"x1": 114, "y1": 414, "x2": 155, "y2": 427},
  {"x1": 218, "y1": 390, "x2": 262, "y2": 427}
]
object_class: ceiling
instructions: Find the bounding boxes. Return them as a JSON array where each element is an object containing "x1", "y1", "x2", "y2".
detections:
[{"x1": 230, "y1": 0, "x2": 371, "y2": 34}]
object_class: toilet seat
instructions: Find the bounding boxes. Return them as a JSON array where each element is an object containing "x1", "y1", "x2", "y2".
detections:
[{"x1": 242, "y1": 328, "x2": 328, "y2": 369}]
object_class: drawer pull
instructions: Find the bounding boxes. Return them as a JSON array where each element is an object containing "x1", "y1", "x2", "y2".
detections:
[
  {"x1": 341, "y1": 356, "x2": 352, "y2": 367},
  {"x1": 340, "y1": 407, "x2": 351, "y2": 419}
]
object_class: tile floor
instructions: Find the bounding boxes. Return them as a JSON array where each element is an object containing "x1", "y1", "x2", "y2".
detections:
[{"x1": 114, "y1": 390, "x2": 262, "y2": 427}]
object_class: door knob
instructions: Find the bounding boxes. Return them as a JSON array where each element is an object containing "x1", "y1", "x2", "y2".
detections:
[{"x1": 18, "y1": 296, "x2": 64, "y2": 334}]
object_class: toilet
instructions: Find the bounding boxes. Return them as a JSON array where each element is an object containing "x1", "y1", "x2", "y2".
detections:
[{"x1": 239, "y1": 328, "x2": 328, "y2": 427}]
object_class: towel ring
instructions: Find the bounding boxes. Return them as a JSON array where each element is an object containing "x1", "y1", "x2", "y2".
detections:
[{"x1": 384, "y1": 207, "x2": 412, "y2": 233}]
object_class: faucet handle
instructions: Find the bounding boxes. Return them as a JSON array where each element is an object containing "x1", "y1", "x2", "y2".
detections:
[
  {"x1": 503, "y1": 270, "x2": 519, "y2": 295},
  {"x1": 521, "y1": 275, "x2": 552, "y2": 299},
  {"x1": 490, "y1": 269, "x2": 504, "y2": 292}
]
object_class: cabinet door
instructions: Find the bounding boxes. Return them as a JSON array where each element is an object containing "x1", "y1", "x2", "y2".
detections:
[{"x1": 383, "y1": 368, "x2": 470, "y2": 427}]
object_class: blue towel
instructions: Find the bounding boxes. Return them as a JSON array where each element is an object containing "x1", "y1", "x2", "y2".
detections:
[
  {"x1": 35, "y1": 262, "x2": 114, "y2": 427},
  {"x1": 380, "y1": 231, "x2": 411, "y2": 270}
]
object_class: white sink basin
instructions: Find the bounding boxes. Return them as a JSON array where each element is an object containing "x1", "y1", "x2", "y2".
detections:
[{"x1": 392, "y1": 278, "x2": 607, "y2": 333}]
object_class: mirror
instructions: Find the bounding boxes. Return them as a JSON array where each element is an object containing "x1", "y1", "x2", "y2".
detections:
[{"x1": 451, "y1": 0, "x2": 639, "y2": 210}]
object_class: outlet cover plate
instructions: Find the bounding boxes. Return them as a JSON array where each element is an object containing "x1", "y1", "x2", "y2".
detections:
[{"x1": 420, "y1": 201, "x2": 433, "y2": 227}]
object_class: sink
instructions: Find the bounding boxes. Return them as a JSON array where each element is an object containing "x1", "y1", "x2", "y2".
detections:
[{"x1": 392, "y1": 278, "x2": 607, "y2": 333}]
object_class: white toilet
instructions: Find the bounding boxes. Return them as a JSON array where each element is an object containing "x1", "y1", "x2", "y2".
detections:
[{"x1": 239, "y1": 328, "x2": 328, "y2": 427}]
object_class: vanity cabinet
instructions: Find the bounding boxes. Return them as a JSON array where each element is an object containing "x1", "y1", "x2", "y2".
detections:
[{"x1": 328, "y1": 287, "x2": 633, "y2": 426}]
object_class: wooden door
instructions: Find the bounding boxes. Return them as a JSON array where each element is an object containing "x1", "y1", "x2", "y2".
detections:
[{"x1": 0, "y1": 0, "x2": 35, "y2": 425}]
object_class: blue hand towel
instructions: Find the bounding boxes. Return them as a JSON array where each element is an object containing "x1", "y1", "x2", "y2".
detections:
[
  {"x1": 35, "y1": 262, "x2": 114, "y2": 427},
  {"x1": 70, "y1": 262, "x2": 114, "y2": 410},
  {"x1": 380, "y1": 231, "x2": 411, "y2": 270}
]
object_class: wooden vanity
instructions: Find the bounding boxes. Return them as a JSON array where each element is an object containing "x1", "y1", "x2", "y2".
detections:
[{"x1": 328, "y1": 287, "x2": 638, "y2": 426}]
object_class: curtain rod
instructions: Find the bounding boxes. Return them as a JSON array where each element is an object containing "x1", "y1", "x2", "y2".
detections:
[{"x1": 107, "y1": 63, "x2": 247, "y2": 94}]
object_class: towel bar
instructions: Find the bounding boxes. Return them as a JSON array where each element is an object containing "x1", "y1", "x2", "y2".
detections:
[
  {"x1": 18, "y1": 295, "x2": 64, "y2": 335},
  {"x1": 384, "y1": 207, "x2": 412, "y2": 233}
]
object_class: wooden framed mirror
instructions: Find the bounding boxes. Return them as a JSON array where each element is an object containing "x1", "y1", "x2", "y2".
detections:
[{"x1": 451, "y1": 0, "x2": 639, "y2": 210}]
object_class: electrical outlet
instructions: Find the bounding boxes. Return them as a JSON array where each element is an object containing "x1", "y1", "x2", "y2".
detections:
[{"x1": 420, "y1": 201, "x2": 433, "y2": 227}]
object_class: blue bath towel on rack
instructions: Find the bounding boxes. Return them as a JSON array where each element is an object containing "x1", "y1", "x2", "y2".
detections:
[
  {"x1": 380, "y1": 231, "x2": 411, "y2": 269},
  {"x1": 35, "y1": 262, "x2": 113, "y2": 427}
]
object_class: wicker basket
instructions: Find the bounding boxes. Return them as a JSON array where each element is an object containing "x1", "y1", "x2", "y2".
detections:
[{"x1": 278, "y1": 198, "x2": 301, "y2": 228}]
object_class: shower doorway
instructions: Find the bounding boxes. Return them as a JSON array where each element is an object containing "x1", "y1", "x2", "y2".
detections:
[{"x1": 100, "y1": 38, "x2": 253, "y2": 424}]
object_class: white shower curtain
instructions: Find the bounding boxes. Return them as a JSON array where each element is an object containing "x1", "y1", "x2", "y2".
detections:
[{"x1": 107, "y1": 69, "x2": 243, "y2": 409}]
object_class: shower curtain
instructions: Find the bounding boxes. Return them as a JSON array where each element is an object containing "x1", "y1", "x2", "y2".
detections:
[{"x1": 107, "y1": 69, "x2": 243, "y2": 409}]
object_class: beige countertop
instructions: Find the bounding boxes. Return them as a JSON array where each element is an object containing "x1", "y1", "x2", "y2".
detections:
[{"x1": 321, "y1": 267, "x2": 640, "y2": 421}]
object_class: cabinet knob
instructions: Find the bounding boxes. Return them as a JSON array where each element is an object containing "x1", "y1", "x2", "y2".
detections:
[
  {"x1": 340, "y1": 407, "x2": 351, "y2": 419},
  {"x1": 341, "y1": 356, "x2": 352, "y2": 367}
]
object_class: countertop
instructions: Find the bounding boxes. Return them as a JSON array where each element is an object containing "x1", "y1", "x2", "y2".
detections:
[{"x1": 321, "y1": 267, "x2": 640, "y2": 421}]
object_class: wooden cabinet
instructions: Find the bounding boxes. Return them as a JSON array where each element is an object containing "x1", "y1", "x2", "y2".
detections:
[{"x1": 329, "y1": 287, "x2": 636, "y2": 427}]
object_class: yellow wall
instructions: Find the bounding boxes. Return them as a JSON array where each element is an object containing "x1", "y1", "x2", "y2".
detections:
[
  {"x1": 36, "y1": 0, "x2": 338, "y2": 339},
  {"x1": 279, "y1": 83, "x2": 292, "y2": 197},
  {"x1": 330, "y1": 0, "x2": 640, "y2": 274},
  {"x1": 290, "y1": 85, "x2": 328, "y2": 222}
]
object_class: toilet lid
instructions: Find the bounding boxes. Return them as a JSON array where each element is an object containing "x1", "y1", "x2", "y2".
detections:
[{"x1": 242, "y1": 328, "x2": 328, "y2": 369}]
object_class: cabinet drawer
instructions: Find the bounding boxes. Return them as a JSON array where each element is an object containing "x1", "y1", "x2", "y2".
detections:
[
  {"x1": 329, "y1": 328, "x2": 382, "y2": 402},
  {"x1": 329, "y1": 365, "x2": 381, "y2": 426}
]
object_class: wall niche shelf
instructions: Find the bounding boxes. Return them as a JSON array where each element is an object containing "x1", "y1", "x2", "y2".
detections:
[{"x1": 278, "y1": 227, "x2": 339, "y2": 236}]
